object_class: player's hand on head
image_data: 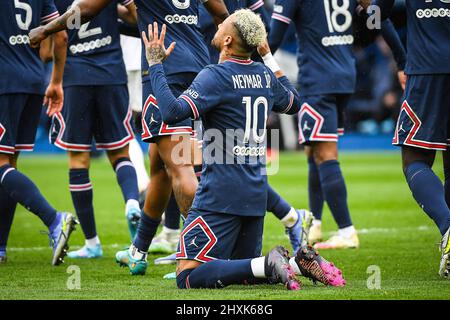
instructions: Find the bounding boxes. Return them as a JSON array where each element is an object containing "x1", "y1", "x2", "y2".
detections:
[
  {"x1": 397, "y1": 70, "x2": 407, "y2": 91},
  {"x1": 142, "y1": 22, "x2": 176, "y2": 66},
  {"x1": 29, "y1": 26, "x2": 48, "y2": 48},
  {"x1": 257, "y1": 39, "x2": 271, "y2": 58},
  {"x1": 44, "y1": 83, "x2": 64, "y2": 117}
]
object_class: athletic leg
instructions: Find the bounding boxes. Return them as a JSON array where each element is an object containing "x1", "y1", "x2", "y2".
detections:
[
  {"x1": 403, "y1": 147, "x2": 450, "y2": 235},
  {"x1": 158, "y1": 135, "x2": 198, "y2": 217},
  {"x1": 312, "y1": 141, "x2": 358, "y2": 249},
  {"x1": 66, "y1": 151, "x2": 102, "y2": 258},
  {"x1": 0, "y1": 153, "x2": 18, "y2": 261}
]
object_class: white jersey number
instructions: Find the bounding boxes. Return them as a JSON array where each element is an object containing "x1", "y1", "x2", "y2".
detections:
[
  {"x1": 243, "y1": 96, "x2": 268, "y2": 144},
  {"x1": 14, "y1": 0, "x2": 33, "y2": 31},
  {"x1": 78, "y1": 22, "x2": 102, "y2": 40},
  {"x1": 172, "y1": 0, "x2": 190, "y2": 9},
  {"x1": 323, "y1": 0, "x2": 352, "y2": 33}
]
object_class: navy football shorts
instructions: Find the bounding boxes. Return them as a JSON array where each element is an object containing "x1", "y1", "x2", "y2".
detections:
[
  {"x1": 393, "y1": 74, "x2": 450, "y2": 151},
  {"x1": 51, "y1": 85, "x2": 134, "y2": 152},
  {"x1": 176, "y1": 209, "x2": 264, "y2": 263},
  {"x1": 141, "y1": 73, "x2": 197, "y2": 143},
  {"x1": 298, "y1": 94, "x2": 349, "y2": 145},
  {"x1": 0, "y1": 93, "x2": 42, "y2": 155}
]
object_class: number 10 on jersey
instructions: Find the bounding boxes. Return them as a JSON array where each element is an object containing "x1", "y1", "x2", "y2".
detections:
[{"x1": 242, "y1": 96, "x2": 268, "y2": 144}]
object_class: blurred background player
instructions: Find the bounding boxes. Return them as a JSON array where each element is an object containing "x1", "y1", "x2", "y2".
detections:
[
  {"x1": 267, "y1": 0, "x2": 406, "y2": 249},
  {"x1": 120, "y1": 34, "x2": 150, "y2": 205},
  {"x1": 0, "y1": 0, "x2": 77, "y2": 266},
  {"x1": 375, "y1": 0, "x2": 450, "y2": 279},
  {"x1": 47, "y1": 0, "x2": 141, "y2": 259},
  {"x1": 129, "y1": 12, "x2": 344, "y2": 289}
]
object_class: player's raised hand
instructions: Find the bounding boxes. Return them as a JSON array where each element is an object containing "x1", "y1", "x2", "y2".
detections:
[
  {"x1": 142, "y1": 22, "x2": 176, "y2": 66},
  {"x1": 29, "y1": 26, "x2": 49, "y2": 48},
  {"x1": 257, "y1": 39, "x2": 271, "y2": 57},
  {"x1": 44, "y1": 82, "x2": 64, "y2": 117}
]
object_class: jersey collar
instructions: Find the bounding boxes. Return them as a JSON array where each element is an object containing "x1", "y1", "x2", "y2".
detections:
[{"x1": 226, "y1": 57, "x2": 254, "y2": 65}]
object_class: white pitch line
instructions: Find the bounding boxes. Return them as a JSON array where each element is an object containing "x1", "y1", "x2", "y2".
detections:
[
  {"x1": 7, "y1": 243, "x2": 127, "y2": 252},
  {"x1": 7, "y1": 225, "x2": 435, "y2": 252},
  {"x1": 265, "y1": 225, "x2": 434, "y2": 241}
]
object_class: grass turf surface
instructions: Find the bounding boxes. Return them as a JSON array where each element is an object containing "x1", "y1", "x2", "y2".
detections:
[{"x1": 1, "y1": 152, "x2": 449, "y2": 300}]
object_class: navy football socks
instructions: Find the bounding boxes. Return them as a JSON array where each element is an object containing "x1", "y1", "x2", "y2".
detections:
[
  {"x1": 267, "y1": 185, "x2": 291, "y2": 220},
  {"x1": 0, "y1": 165, "x2": 57, "y2": 228},
  {"x1": 165, "y1": 193, "x2": 180, "y2": 230},
  {"x1": 133, "y1": 213, "x2": 161, "y2": 252},
  {"x1": 113, "y1": 158, "x2": 139, "y2": 202},
  {"x1": 69, "y1": 169, "x2": 96, "y2": 239},
  {"x1": 318, "y1": 160, "x2": 352, "y2": 229},
  {"x1": 405, "y1": 162, "x2": 450, "y2": 235},
  {"x1": 308, "y1": 157, "x2": 324, "y2": 220},
  {"x1": 0, "y1": 187, "x2": 17, "y2": 253},
  {"x1": 444, "y1": 167, "x2": 450, "y2": 210},
  {"x1": 177, "y1": 259, "x2": 254, "y2": 289}
]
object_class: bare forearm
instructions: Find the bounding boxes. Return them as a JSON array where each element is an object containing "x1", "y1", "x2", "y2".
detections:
[
  {"x1": 39, "y1": 37, "x2": 53, "y2": 63},
  {"x1": 44, "y1": 0, "x2": 112, "y2": 36},
  {"x1": 118, "y1": 3, "x2": 137, "y2": 25},
  {"x1": 51, "y1": 31, "x2": 68, "y2": 84},
  {"x1": 204, "y1": 0, "x2": 229, "y2": 27}
]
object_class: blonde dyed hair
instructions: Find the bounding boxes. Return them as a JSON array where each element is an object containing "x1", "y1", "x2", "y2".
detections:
[{"x1": 233, "y1": 9, "x2": 266, "y2": 51}]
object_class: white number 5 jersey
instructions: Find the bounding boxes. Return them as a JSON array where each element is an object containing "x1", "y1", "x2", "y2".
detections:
[{"x1": 0, "y1": 0, "x2": 60, "y2": 95}]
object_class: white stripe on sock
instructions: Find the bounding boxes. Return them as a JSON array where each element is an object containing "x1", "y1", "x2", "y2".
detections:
[
  {"x1": 115, "y1": 161, "x2": 134, "y2": 172},
  {"x1": 289, "y1": 257, "x2": 301, "y2": 275},
  {"x1": 281, "y1": 208, "x2": 298, "y2": 228},
  {"x1": 1, "y1": 168, "x2": 15, "y2": 184},
  {"x1": 251, "y1": 256, "x2": 267, "y2": 278}
]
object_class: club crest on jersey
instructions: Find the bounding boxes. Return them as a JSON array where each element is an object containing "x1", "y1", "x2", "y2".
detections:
[{"x1": 273, "y1": 5, "x2": 284, "y2": 14}]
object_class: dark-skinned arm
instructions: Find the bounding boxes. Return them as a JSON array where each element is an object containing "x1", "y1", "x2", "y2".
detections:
[
  {"x1": 203, "y1": 0, "x2": 230, "y2": 27},
  {"x1": 118, "y1": 2, "x2": 137, "y2": 25},
  {"x1": 29, "y1": 0, "x2": 113, "y2": 48},
  {"x1": 44, "y1": 30, "x2": 68, "y2": 117}
]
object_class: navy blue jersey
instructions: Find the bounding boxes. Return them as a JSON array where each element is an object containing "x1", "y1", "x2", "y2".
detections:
[
  {"x1": 199, "y1": 0, "x2": 268, "y2": 63},
  {"x1": 377, "y1": 0, "x2": 450, "y2": 75},
  {"x1": 0, "y1": 0, "x2": 59, "y2": 95},
  {"x1": 136, "y1": 0, "x2": 210, "y2": 84},
  {"x1": 271, "y1": 0, "x2": 360, "y2": 95},
  {"x1": 150, "y1": 59, "x2": 297, "y2": 216},
  {"x1": 55, "y1": 0, "x2": 130, "y2": 87}
]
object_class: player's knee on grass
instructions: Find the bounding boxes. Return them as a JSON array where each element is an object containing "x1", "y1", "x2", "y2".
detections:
[{"x1": 176, "y1": 268, "x2": 195, "y2": 289}]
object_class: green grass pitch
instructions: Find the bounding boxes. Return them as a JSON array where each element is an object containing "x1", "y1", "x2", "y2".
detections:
[{"x1": 1, "y1": 152, "x2": 450, "y2": 300}]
